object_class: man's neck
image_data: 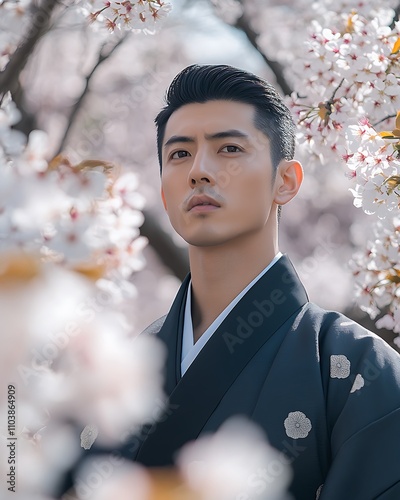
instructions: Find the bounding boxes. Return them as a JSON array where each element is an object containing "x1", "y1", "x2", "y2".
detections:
[{"x1": 189, "y1": 233, "x2": 278, "y2": 342}]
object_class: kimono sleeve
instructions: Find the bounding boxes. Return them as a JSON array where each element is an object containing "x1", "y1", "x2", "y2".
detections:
[{"x1": 318, "y1": 316, "x2": 400, "y2": 500}]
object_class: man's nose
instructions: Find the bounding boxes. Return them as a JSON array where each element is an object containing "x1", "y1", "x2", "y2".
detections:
[{"x1": 188, "y1": 150, "x2": 216, "y2": 187}]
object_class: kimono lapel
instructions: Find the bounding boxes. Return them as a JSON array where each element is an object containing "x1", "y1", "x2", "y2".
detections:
[
  {"x1": 153, "y1": 274, "x2": 190, "y2": 396},
  {"x1": 136, "y1": 255, "x2": 308, "y2": 466}
]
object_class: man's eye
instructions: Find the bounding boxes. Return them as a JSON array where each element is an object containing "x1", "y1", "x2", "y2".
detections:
[
  {"x1": 221, "y1": 145, "x2": 242, "y2": 153},
  {"x1": 171, "y1": 150, "x2": 190, "y2": 159}
]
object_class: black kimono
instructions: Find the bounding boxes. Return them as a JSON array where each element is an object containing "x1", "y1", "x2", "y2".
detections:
[{"x1": 128, "y1": 255, "x2": 400, "y2": 500}]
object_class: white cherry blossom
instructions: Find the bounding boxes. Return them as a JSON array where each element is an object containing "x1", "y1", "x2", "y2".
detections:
[
  {"x1": 289, "y1": 3, "x2": 400, "y2": 184},
  {"x1": 351, "y1": 215, "x2": 400, "y2": 335},
  {"x1": 80, "y1": 0, "x2": 172, "y2": 33}
]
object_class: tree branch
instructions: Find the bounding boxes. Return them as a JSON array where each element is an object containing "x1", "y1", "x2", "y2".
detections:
[
  {"x1": 56, "y1": 33, "x2": 129, "y2": 154},
  {"x1": 232, "y1": 11, "x2": 293, "y2": 96},
  {"x1": 51, "y1": 32, "x2": 189, "y2": 281},
  {"x1": 390, "y1": 2, "x2": 400, "y2": 29},
  {"x1": 0, "y1": 0, "x2": 61, "y2": 96},
  {"x1": 12, "y1": 82, "x2": 40, "y2": 136},
  {"x1": 373, "y1": 114, "x2": 397, "y2": 127},
  {"x1": 140, "y1": 210, "x2": 189, "y2": 281},
  {"x1": 344, "y1": 305, "x2": 400, "y2": 353}
]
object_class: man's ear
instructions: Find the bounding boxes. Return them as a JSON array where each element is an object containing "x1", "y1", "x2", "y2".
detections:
[
  {"x1": 160, "y1": 188, "x2": 168, "y2": 212},
  {"x1": 273, "y1": 159, "x2": 303, "y2": 206}
]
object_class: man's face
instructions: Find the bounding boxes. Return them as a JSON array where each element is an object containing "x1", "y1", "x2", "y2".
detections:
[{"x1": 160, "y1": 100, "x2": 280, "y2": 248}]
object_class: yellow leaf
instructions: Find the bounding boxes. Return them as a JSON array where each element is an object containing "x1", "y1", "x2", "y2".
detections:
[
  {"x1": 318, "y1": 107, "x2": 328, "y2": 120},
  {"x1": 74, "y1": 159, "x2": 115, "y2": 173},
  {"x1": 383, "y1": 175, "x2": 400, "y2": 194},
  {"x1": 0, "y1": 253, "x2": 40, "y2": 284},
  {"x1": 392, "y1": 37, "x2": 400, "y2": 54},
  {"x1": 378, "y1": 131, "x2": 395, "y2": 138},
  {"x1": 345, "y1": 14, "x2": 354, "y2": 33},
  {"x1": 72, "y1": 262, "x2": 107, "y2": 281},
  {"x1": 48, "y1": 154, "x2": 71, "y2": 171},
  {"x1": 318, "y1": 102, "x2": 331, "y2": 124},
  {"x1": 147, "y1": 468, "x2": 201, "y2": 500},
  {"x1": 384, "y1": 272, "x2": 400, "y2": 284}
]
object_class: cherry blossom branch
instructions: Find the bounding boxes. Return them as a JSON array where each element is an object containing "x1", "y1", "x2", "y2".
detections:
[
  {"x1": 343, "y1": 304, "x2": 400, "y2": 352},
  {"x1": 53, "y1": 39, "x2": 189, "y2": 280},
  {"x1": 373, "y1": 114, "x2": 397, "y2": 127},
  {"x1": 296, "y1": 79, "x2": 345, "y2": 125},
  {"x1": 56, "y1": 33, "x2": 129, "y2": 154},
  {"x1": 0, "y1": 0, "x2": 61, "y2": 96},
  {"x1": 232, "y1": 10, "x2": 293, "y2": 95},
  {"x1": 330, "y1": 77, "x2": 345, "y2": 101},
  {"x1": 52, "y1": 28, "x2": 189, "y2": 280}
]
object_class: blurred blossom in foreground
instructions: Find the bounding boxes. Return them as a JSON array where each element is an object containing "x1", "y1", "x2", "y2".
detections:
[
  {"x1": 0, "y1": 258, "x2": 94, "y2": 390},
  {"x1": 75, "y1": 460, "x2": 201, "y2": 500},
  {"x1": 176, "y1": 417, "x2": 292, "y2": 500},
  {"x1": 0, "y1": 92, "x2": 26, "y2": 156},
  {"x1": 0, "y1": 1, "x2": 31, "y2": 71},
  {"x1": 73, "y1": 418, "x2": 290, "y2": 500},
  {"x1": 0, "y1": 93, "x2": 166, "y2": 497},
  {"x1": 0, "y1": 246, "x2": 166, "y2": 497},
  {"x1": 16, "y1": 422, "x2": 81, "y2": 497},
  {"x1": 75, "y1": 459, "x2": 151, "y2": 500},
  {"x1": 0, "y1": 111, "x2": 147, "y2": 301}
]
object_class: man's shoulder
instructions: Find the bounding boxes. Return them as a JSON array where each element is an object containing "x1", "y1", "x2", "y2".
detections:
[
  {"x1": 302, "y1": 302, "x2": 399, "y2": 357},
  {"x1": 140, "y1": 314, "x2": 167, "y2": 336},
  {"x1": 302, "y1": 303, "x2": 400, "y2": 408}
]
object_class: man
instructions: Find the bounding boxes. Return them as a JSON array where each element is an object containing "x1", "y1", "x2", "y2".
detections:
[{"x1": 129, "y1": 64, "x2": 400, "y2": 499}]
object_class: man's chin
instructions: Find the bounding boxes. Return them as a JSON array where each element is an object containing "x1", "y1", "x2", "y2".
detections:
[{"x1": 185, "y1": 235, "x2": 229, "y2": 248}]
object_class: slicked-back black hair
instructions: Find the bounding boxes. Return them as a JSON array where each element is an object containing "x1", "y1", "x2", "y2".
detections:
[{"x1": 155, "y1": 64, "x2": 295, "y2": 172}]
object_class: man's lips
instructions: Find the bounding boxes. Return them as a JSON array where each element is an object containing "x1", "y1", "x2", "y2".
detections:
[{"x1": 187, "y1": 194, "x2": 221, "y2": 212}]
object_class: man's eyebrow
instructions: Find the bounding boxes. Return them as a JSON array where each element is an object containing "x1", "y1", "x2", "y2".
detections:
[
  {"x1": 204, "y1": 129, "x2": 249, "y2": 141},
  {"x1": 163, "y1": 130, "x2": 249, "y2": 149},
  {"x1": 164, "y1": 135, "x2": 195, "y2": 149}
]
